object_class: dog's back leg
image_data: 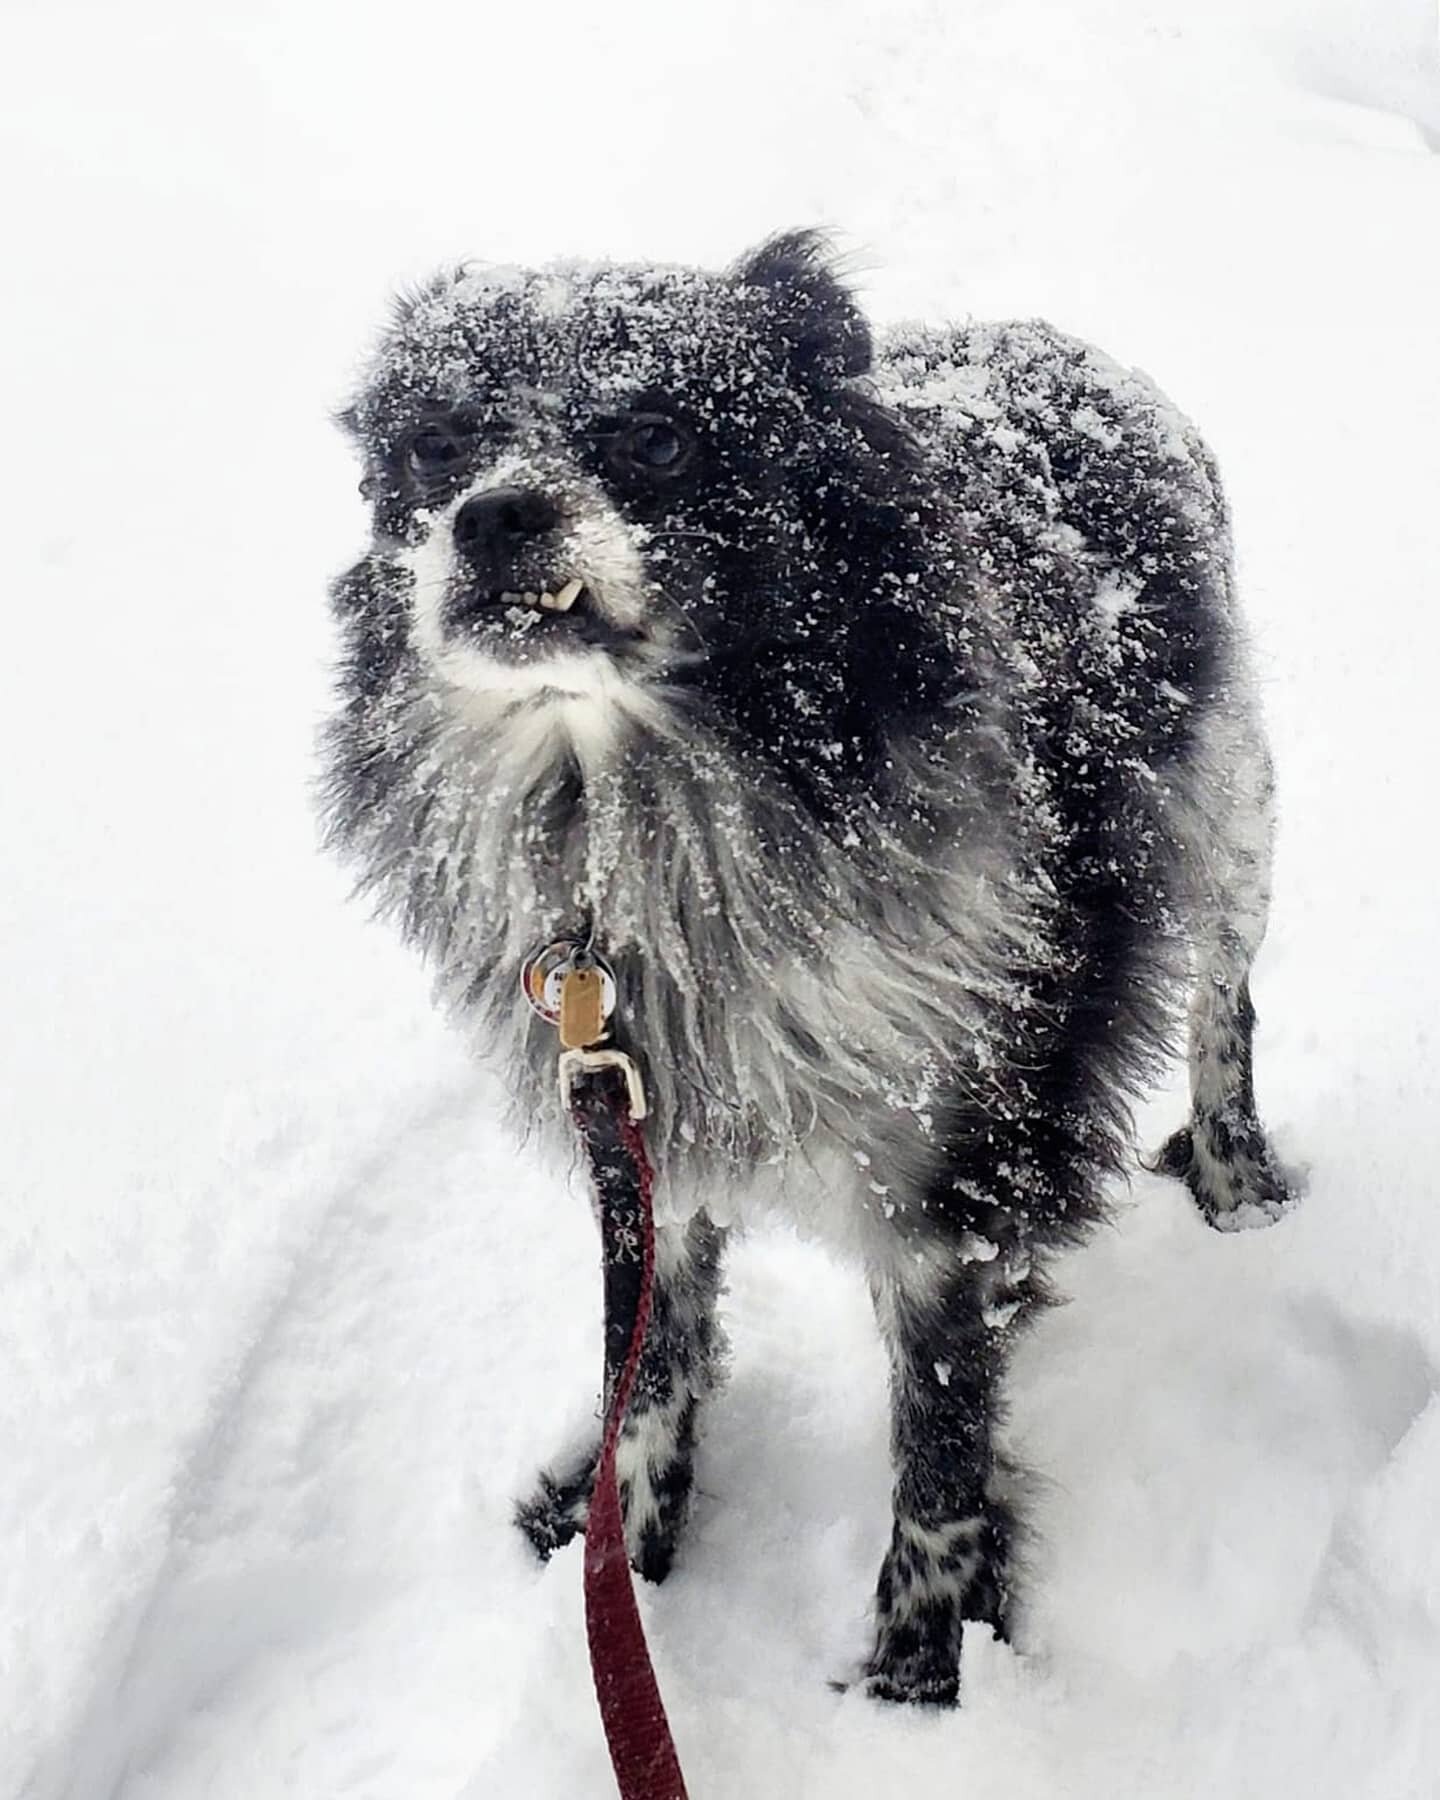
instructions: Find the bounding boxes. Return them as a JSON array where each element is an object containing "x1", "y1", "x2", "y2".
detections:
[
  {"x1": 515, "y1": 1211, "x2": 727, "y2": 1581},
  {"x1": 1156, "y1": 706, "x2": 1294, "y2": 1228}
]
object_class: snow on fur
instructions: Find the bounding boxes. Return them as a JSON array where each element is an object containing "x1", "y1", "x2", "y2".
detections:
[{"x1": 4, "y1": 0, "x2": 1440, "y2": 1795}]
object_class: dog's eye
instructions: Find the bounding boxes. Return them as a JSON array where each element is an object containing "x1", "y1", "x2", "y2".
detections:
[
  {"x1": 607, "y1": 415, "x2": 695, "y2": 479},
  {"x1": 404, "y1": 425, "x2": 465, "y2": 478}
]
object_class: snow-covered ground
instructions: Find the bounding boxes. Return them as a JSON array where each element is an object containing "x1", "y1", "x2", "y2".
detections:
[{"x1": 4, "y1": 1, "x2": 1439, "y2": 1794}]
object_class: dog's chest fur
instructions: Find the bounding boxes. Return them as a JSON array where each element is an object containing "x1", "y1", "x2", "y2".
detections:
[{"x1": 343, "y1": 674, "x2": 1039, "y2": 1232}]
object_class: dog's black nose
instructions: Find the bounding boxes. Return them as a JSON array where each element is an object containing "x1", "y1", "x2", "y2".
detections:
[{"x1": 453, "y1": 487, "x2": 560, "y2": 562}]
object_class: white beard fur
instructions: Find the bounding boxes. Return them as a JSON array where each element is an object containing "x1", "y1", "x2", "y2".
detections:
[{"x1": 334, "y1": 610, "x2": 1042, "y2": 1275}]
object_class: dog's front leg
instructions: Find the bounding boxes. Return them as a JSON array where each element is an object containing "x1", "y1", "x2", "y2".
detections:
[
  {"x1": 865, "y1": 1256, "x2": 1018, "y2": 1706},
  {"x1": 515, "y1": 1211, "x2": 727, "y2": 1582}
]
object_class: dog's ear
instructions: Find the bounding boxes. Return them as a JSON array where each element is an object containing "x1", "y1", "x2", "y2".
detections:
[{"x1": 732, "y1": 230, "x2": 872, "y2": 380}]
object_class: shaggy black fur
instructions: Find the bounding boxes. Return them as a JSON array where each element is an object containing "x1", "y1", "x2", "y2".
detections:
[{"x1": 322, "y1": 230, "x2": 1293, "y2": 1705}]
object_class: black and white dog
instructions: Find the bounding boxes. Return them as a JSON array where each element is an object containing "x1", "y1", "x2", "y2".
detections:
[{"x1": 322, "y1": 231, "x2": 1292, "y2": 1705}]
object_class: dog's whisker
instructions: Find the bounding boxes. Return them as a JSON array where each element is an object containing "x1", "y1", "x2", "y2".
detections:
[
  {"x1": 645, "y1": 528, "x2": 730, "y2": 549},
  {"x1": 648, "y1": 587, "x2": 712, "y2": 652}
]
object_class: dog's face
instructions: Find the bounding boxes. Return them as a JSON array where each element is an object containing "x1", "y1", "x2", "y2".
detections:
[{"x1": 336, "y1": 233, "x2": 949, "y2": 790}]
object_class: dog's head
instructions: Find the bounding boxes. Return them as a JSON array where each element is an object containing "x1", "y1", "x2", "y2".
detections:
[{"x1": 336, "y1": 231, "x2": 960, "y2": 801}]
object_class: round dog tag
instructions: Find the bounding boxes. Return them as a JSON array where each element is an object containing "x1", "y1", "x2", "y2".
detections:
[{"x1": 521, "y1": 939, "x2": 618, "y2": 1031}]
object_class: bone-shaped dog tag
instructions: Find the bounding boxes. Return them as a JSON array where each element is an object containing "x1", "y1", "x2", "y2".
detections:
[{"x1": 559, "y1": 965, "x2": 607, "y2": 1050}]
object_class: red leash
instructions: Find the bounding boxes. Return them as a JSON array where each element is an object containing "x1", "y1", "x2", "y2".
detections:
[
  {"x1": 525, "y1": 939, "x2": 689, "y2": 1800},
  {"x1": 575, "y1": 1098, "x2": 689, "y2": 1800}
]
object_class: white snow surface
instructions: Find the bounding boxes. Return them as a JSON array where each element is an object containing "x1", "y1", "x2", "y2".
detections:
[{"x1": 3, "y1": 2, "x2": 1440, "y2": 1796}]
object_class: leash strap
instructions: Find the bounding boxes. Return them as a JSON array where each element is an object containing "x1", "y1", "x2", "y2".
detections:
[{"x1": 568, "y1": 1063, "x2": 690, "y2": 1800}]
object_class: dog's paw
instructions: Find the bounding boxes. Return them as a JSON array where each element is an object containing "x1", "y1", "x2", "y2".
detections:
[
  {"x1": 827, "y1": 1661, "x2": 960, "y2": 1706},
  {"x1": 513, "y1": 1452, "x2": 691, "y2": 1583},
  {"x1": 1153, "y1": 1123, "x2": 1297, "y2": 1232},
  {"x1": 862, "y1": 1612, "x2": 963, "y2": 1708},
  {"x1": 629, "y1": 1523, "x2": 681, "y2": 1586},
  {"x1": 615, "y1": 1452, "x2": 699, "y2": 1585},
  {"x1": 961, "y1": 1569, "x2": 1011, "y2": 1642},
  {"x1": 513, "y1": 1458, "x2": 595, "y2": 1562},
  {"x1": 862, "y1": 1659, "x2": 960, "y2": 1707}
]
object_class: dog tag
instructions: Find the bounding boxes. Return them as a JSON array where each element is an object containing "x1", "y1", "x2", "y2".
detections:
[
  {"x1": 559, "y1": 965, "x2": 608, "y2": 1050},
  {"x1": 522, "y1": 939, "x2": 617, "y2": 1030}
]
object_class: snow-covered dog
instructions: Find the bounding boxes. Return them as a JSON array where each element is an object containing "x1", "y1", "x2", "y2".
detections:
[{"x1": 322, "y1": 231, "x2": 1292, "y2": 1705}]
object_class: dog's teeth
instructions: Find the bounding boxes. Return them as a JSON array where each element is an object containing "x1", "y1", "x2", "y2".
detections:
[
  {"x1": 500, "y1": 590, "x2": 521, "y2": 605},
  {"x1": 521, "y1": 592, "x2": 539, "y2": 607},
  {"x1": 551, "y1": 577, "x2": 584, "y2": 613},
  {"x1": 537, "y1": 590, "x2": 559, "y2": 610}
]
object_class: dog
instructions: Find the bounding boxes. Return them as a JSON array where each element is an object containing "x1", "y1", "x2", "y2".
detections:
[{"x1": 321, "y1": 230, "x2": 1293, "y2": 1706}]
